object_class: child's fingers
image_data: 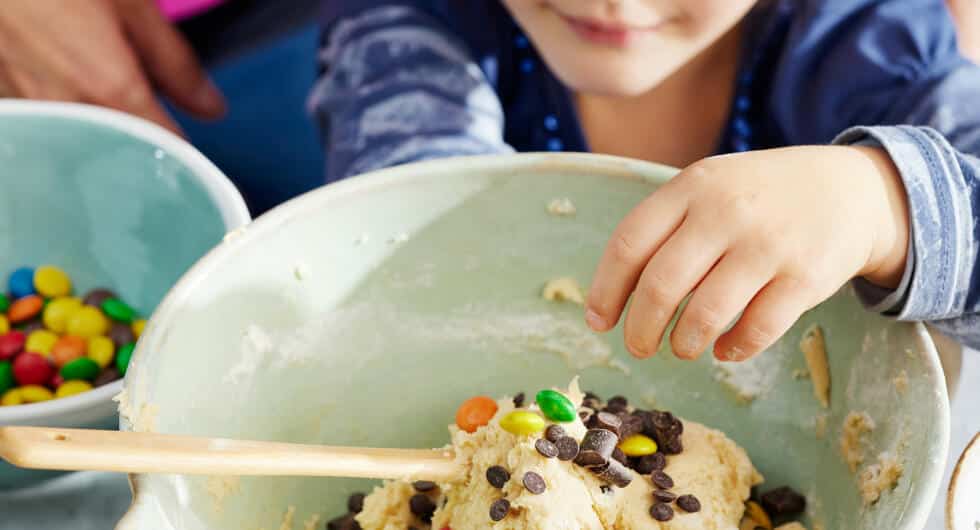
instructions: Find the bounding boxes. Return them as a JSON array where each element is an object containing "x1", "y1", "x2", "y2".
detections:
[
  {"x1": 670, "y1": 250, "x2": 776, "y2": 359},
  {"x1": 622, "y1": 219, "x2": 727, "y2": 358},
  {"x1": 585, "y1": 186, "x2": 688, "y2": 332},
  {"x1": 713, "y1": 276, "x2": 815, "y2": 361}
]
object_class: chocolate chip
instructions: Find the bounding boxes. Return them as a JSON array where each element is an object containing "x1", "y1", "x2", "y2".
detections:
[
  {"x1": 108, "y1": 321, "x2": 135, "y2": 348},
  {"x1": 83, "y1": 288, "x2": 118, "y2": 307},
  {"x1": 662, "y1": 437, "x2": 683, "y2": 455},
  {"x1": 676, "y1": 494, "x2": 701, "y2": 513},
  {"x1": 413, "y1": 480, "x2": 436, "y2": 492},
  {"x1": 653, "y1": 490, "x2": 677, "y2": 503},
  {"x1": 409, "y1": 493, "x2": 436, "y2": 523},
  {"x1": 575, "y1": 429, "x2": 618, "y2": 467},
  {"x1": 489, "y1": 498, "x2": 510, "y2": 521},
  {"x1": 649, "y1": 503, "x2": 674, "y2": 521},
  {"x1": 513, "y1": 392, "x2": 525, "y2": 408},
  {"x1": 582, "y1": 398, "x2": 601, "y2": 411},
  {"x1": 583, "y1": 391, "x2": 601, "y2": 402},
  {"x1": 93, "y1": 368, "x2": 121, "y2": 387},
  {"x1": 326, "y1": 513, "x2": 361, "y2": 530},
  {"x1": 612, "y1": 447, "x2": 627, "y2": 465},
  {"x1": 535, "y1": 438, "x2": 559, "y2": 458},
  {"x1": 619, "y1": 414, "x2": 644, "y2": 439},
  {"x1": 593, "y1": 412, "x2": 623, "y2": 435},
  {"x1": 606, "y1": 395, "x2": 628, "y2": 412},
  {"x1": 555, "y1": 436, "x2": 580, "y2": 461},
  {"x1": 760, "y1": 486, "x2": 806, "y2": 516},
  {"x1": 545, "y1": 424, "x2": 566, "y2": 443},
  {"x1": 18, "y1": 319, "x2": 43, "y2": 334},
  {"x1": 523, "y1": 471, "x2": 546, "y2": 494},
  {"x1": 645, "y1": 410, "x2": 684, "y2": 449},
  {"x1": 651, "y1": 470, "x2": 675, "y2": 489},
  {"x1": 347, "y1": 492, "x2": 365, "y2": 513},
  {"x1": 633, "y1": 453, "x2": 667, "y2": 474},
  {"x1": 591, "y1": 459, "x2": 633, "y2": 488},
  {"x1": 486, "y1": 466, "x2": 510, "y2": 488},
  {"x1": 579, "y1": 410, "x2": 592, "y2": 421},
  {"x1": 651, "y1": 411, "x2": 677, "y2": 431}
]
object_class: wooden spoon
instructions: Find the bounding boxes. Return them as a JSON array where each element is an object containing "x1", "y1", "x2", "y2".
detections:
[{"x1": 0, "y1": 426, "x2": 460, "y2": 481}]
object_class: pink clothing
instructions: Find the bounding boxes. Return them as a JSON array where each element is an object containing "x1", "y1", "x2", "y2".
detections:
[{"x1": 157, "y1": 0, "x2": 226, "y2": 21}]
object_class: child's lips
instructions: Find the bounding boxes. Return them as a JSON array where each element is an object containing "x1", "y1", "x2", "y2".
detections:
[{"x1": 560, "y1": 14, "x2": 660, "y2": 48}]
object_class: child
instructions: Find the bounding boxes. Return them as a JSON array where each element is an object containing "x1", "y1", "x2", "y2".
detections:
[{"x1": 310, "y1": 0, "x2": 980, "y2": 361}]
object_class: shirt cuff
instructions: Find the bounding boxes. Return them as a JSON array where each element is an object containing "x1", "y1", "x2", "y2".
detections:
[{"x1": 834, "y1": 125, "x2": 970, "y2": 321}]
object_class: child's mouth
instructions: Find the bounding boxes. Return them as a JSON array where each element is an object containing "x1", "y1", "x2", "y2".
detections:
[{"x1": 559, "y1": 14, "x2": 658, "y2": 48}]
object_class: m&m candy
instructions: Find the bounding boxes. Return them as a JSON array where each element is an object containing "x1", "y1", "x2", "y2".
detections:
[
  {"x1": 34, "y1": 266, "x2": 72, "y2": 298},
  {"x1": 8, "y1": 267, "x2": 35, "y2": 299},
  {"x1": 1, "y1": 265, "x2": 142, "y2": 407}
]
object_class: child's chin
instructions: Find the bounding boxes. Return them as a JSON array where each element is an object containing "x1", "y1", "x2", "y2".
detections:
[{"x1": 557, "y1": 66, "x2": 666, "y2": 97}]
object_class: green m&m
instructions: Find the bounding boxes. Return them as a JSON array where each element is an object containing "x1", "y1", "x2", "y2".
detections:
[
  {"x1": 535, "y1": 389, "x2": 577, "y2": 422},
  {"x1": 0, "y1": 361, "x2": 13, "y2": 394},
  {"x1": 102, "y1": 298, "x2": 136, "y2": 323},
  {"x1": 61, "y1": 357, "x2": 100, "y2": 381},
  {"x1": 116, "y1": 342, "x2": 135, "y2": 376}
]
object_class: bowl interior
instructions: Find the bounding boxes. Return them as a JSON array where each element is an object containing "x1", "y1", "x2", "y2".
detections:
[
  {"x1": 124, "y1": 154, "x2": 948, "y2": 530},
  {"x1": 0, "y1": 113, "x2": 229, "y2": 314},
  {"x1": 0, "y1": 107, "x2": 245, "y2": 487}
]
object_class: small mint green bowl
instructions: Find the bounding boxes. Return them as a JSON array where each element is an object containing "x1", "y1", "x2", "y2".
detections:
[{"x1": 0, "y1": 100, "x2": 250, "y2": 490}]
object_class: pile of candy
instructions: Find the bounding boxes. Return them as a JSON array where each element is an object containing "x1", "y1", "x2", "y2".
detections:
[{"x1": 0, "y1": 265, "x2": 145, "y2": 406}]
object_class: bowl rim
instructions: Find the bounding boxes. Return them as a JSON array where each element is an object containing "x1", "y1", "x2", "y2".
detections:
[
  {"x1": 0, "y1": 100, "x2": 251, "y2": 424},
  {"x1": 120, "y1": 152, "x2": 950, "y2": 530},
  {"x1": 946, "y1": 430, "x2": 980, "y2": 530}
]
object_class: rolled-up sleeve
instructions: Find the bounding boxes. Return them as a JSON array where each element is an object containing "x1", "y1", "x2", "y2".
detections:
[
  {"x1": 834, "y1": 64, "x2": 980, "y2": 348},
  {"x1": 308, "y1": 4, "x2": 512, "y2": 182}
]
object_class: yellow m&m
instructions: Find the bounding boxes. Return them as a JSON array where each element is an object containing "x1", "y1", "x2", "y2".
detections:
[
  {"x1": 34, "y1": 265, "x2": 72, "y2": 298},
  {"x1": 132, "y1": 319, "x2": 147, "y2": 339},
  {"x1": 43, "y1": 297, "x2": 83, "y2": 333},
  {"x1": 56, "y1": 380, "x2": 93, "y2": 399},
  {"x1": 87, "y1": 336, "x2": 115, "y2": 368},
  {"x1": 1, "y1": 388, "x2": 23, "y2": 406},
  {"x1": 499, "y1": 410, "x2": 546, "y2": 436},
  {"x1": 25, "y1": 330, "x2": 59, "y2": 356},
  {"x1": 18, "y1": 385, "x2": 54, "y2": 403},
  {"x1": 66, "y1": 306, "x2": 109, "y2": 338},
  {"x1": 618, "y1": 434, "x2": 658, "y2": 457}
]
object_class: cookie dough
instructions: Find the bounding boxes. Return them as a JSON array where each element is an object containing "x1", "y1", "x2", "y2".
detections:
[
  {"x1": 858, "y1": 452, "x2": 903, "y2": 505},
  {"x1": 840, "y1": 411, "x2": 876, "y2": 472},
  {"x1": 546, "y1": 197, "x2": 576, "y2": 216},
  {"x1": 799, "y1": 325, "x2": 830, "y2": 409},
  {"x1": 541, "y1": 277, "x2": 586, "y2": 305},
  {"x1": 356, "y1": 382, "x2": 763, "y2": 529}
]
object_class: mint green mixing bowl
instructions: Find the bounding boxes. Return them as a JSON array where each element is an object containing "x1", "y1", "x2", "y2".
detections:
[
  {"x1": 119, "y1": 153, "x2": 949, "y2": 530},
  {"x1": 0, "y1": 101, "x2": 250, "y2": 490}
]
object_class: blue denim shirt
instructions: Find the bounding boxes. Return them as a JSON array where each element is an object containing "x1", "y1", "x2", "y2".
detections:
[{"x1": 309, "y1": 0, "x2": 980, "y2": 348}]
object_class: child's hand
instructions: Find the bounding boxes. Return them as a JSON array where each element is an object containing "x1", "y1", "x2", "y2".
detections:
[{"x1": 585, "y1": 146, "x2": 910, "y2": 361}]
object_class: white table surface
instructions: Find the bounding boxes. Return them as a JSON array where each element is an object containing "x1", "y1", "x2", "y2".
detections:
[{"x1": 1, "y1": 351, "x2": 976, "y2": 530}]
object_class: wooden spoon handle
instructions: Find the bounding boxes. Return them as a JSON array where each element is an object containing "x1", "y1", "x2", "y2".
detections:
[{"x1": 0, "y1": 426, "x2": 460, "y2": 481}]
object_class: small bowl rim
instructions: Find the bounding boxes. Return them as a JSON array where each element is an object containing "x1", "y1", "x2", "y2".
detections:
[
  {"x1": 946, "y1": 430, "x2": 980, "y2": 530},
  {"x1": 0, "y1": 100, "x2": 250, "y2": 424}
]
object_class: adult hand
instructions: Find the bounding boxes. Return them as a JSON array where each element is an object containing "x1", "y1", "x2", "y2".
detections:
[
  {"x1": 585, "y1": 146, "x2": 910, "y2": 362},
  {"x1": 0, "y1": 0, "x2": 226, "y2": 133}
]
